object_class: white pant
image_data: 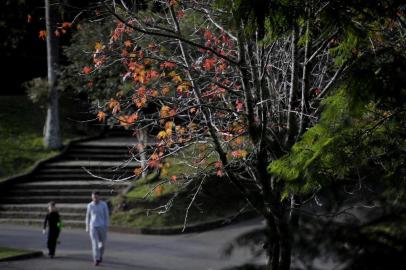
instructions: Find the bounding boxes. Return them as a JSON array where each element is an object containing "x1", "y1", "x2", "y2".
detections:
[{"x1": 90, "y1": 226, "x2": 107, "y2": 261}]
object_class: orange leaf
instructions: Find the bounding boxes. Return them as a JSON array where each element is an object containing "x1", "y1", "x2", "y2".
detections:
[
  {"x1": 155, "y1": 185, "x2": 164, "y2": 196},
  {"x1": 151, "y1": 90, "x2": 159, "y2": 97},
  {"x1": 38, "y1": 30, "x2": 47, "y2": 40},
  {"x1": 203, "y1": 58, "x2": 216, "y2": 70},
  {"x1": 150, "y1": 152, "x2": 159, "y2": 160},
  {"x1": 134, "y1": 168, "x2": 143, "y2": 177},
  {"x1": 134, "y1": 70, "x2": 146, "y2": 83},
  {"x1": 83, "y1": 66, "x2": 92, "y2": 74},
  {"x1": 62, "y1": 22, "x2": 72, "y2": 29},
  {"x1": 95, "y1": 42, "x2": 103, "y2": 51},
  {"x1": 160, "y1": 105, "x2": 170, "y2": 118},
  {"x1": 165, "y1": 121, "x2": 174, "y2": 130},
  {"x1": 148, "y1": 159, "x2": 160, "y2": 169},
  {"x1": 127, "y1": 113, "x2": 138, "y2": 124},
  {"x1": 108, "y1": 98, "x2": 119, "y2": 109},
  {"x1": 124, "y1": 40, "x2": 133, "y2": 47},
  {"x1": 97, "y1": 111, "x2": 106, "y2": 122},
  {"x1": 171, "y1": 175, "x2": 177, "y2": 182},
  {"x1": 118, "y1": 115, "x2": 130, "y2": 128}
]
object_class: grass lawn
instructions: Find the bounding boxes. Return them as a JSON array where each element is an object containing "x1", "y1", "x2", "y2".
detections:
[
  {"x1": 0, "y1": 96, "x2": 58, "y2": 179},
  {"x1": 0, "y1": 95, "x2": 86, "y2": 180},
  {"x1": 0, "y1": 247, "x2": 38, "y2": 261}
]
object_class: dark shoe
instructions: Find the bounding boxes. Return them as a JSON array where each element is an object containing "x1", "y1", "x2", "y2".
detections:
[
  {"x1": 49, "y1": 254, "x2": 55, "y2": 258},
  {"x1": 94, "y1": 260, "x2": 100, "y2": 266}
]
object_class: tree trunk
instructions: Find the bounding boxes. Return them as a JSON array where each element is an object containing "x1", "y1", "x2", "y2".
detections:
[
  {"x1": 285, "y1": 25, "x2": 299, "y2": 147},
  {"x1": 298, "y1": 9, "x2": 312, "y2": 139},
  {"x1": 43, "y1": 0, "x2": 62, "y2": 149},
  {"x1": 136, "y1": 129, "x2": 148, "y2": 178},
  {"x1": 279, "y1": 220, "x2": 292, "y2": 270},
  {"x1": 266, "y1": 217, "x2": 280, "y2": 270}
]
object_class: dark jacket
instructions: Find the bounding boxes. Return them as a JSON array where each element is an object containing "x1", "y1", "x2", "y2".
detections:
[{"x1": 43, "y1": 211, "x2": 61, "y2": 232}]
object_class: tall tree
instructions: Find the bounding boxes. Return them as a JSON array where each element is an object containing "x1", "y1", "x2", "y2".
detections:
[
  {"x1": 75, "y1": 0, "x2": 405, "y2": 268},
  {"x1": 43, "y1": 0, "x2": 62, "y2": 149}
]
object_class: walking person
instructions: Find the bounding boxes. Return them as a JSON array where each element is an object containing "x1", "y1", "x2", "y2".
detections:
[
  {"x1": 42, "y1": 201, "x2": 61, "y2": 258},
  {"x1": 86, "y1": 191, "x2": 109, "y2": 266}
]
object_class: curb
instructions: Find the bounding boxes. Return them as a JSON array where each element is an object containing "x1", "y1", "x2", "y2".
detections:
[
  {"x1": 0, "y1": 211, "x2": 259, "y2": 235},
  {"x1": 0, "y1": 251, "x2": 43, "y2": 262},
  {"x1": 110, "y1": 210, "x2": 259, "y2": 235}
]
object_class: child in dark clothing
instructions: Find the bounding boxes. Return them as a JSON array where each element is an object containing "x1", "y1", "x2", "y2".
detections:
[{"x1": 43, "y1": 201, "x2": 61, "y2": 258}]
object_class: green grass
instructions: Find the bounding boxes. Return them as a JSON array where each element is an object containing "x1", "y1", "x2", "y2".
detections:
[
  {"x1": 0, "y1": 247, "x2": 35, "y2": 260},
  {"x1": 0, "y1": 96, "x2": 58, "y2": 179},
  {"x1": 0, "y1": 95, "x2": 84, "y2": 180}
]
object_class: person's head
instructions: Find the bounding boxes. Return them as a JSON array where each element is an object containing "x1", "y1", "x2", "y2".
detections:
[
  {"x1": 48, "y1": 201, "x2": 56, "y2": 212},
  {"x1": 91, "y1": 191, "x2": 100, "y2": 203}
]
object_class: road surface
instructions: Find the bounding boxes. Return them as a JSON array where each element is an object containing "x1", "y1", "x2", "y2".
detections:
[{"x1": 0, "y1": 219, "x2": 265, "y2": 270}]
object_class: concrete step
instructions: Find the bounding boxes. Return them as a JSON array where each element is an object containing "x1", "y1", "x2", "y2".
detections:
[
  {"x1": 33, "y1": 174, "x2": 134, "y2": 181},
  {"x1": 0, "y1": 218, "x2": 85, "y2": 228},
  {"x1": 68, "y1": 147, "x2": 133, "y2": 153},
  {"x1": 0, "y1": 211, "x2": 85, "y2": 221},
  {"x1": 0, "y1": 204, "x2": 87, "y2": 213},
  {"x1": 0, "y1": 196, "x2": 99, "y2": 204},
  {"x1": 8, "y1": 189, "x2": 119, "y2": 196},
  {"x1": 64, "y1": 155, "x2": 131, "y2": 160},
  {"x1": 75, "y1": 137, "x2": 142, "y2": 147},
  {"x1": 15, "y1": 181, "x2": 130, "y2": 190},
  {"x1": 43, "y1": 160, "x2": 140, "y2": 168},
  {"x1": 37, "y1": 168, "x2": 134, "y2": 174}
]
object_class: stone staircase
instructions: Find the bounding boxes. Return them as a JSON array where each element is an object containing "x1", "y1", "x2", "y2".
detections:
[{"x1": 0, "y1": 136, "x2": 144, "y2": 228}]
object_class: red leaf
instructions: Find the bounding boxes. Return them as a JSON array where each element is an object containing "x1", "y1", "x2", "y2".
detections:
[
  {"x1": 204, "y1": 30, "x2": 212, "y2": 40},
  {"x1": 177, "y1": 10, "x2": 185, "y2": 18},
  {"x1": 214, "y1": 161, "x2": 223, "y2": 169},
  {"x1": 38, "y1": 30, "x2": 47, "y2": 40},
  {"x1": 160, "y1": 61, "x2": 177, "y2": 69},
  {"x1": 216, "y1": 170, "x2": 224, "y2": 177},
  {"x1": 83, "y1": 66, "x2": 92, "y2": 75},
  {"x1": 203, "y1": 58, "x2": 216, "y2": 71},
  {"x1": 236, "y1": 100, "x2": 244, "y2": 111},
  {"x1": 62, "y1": 22, "x2": 72, "y2": 29}
]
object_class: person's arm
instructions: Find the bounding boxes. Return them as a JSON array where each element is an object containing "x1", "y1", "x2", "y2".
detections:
[
  {"x1": 103, "y1": 201, "x2": 109, "y2": 228},
  {"x1": 85, "y1": 204, "x2": 90, "y2": 232},
  {"x1": 43, "y1": 214, "x2": 48, "y2": 234}
]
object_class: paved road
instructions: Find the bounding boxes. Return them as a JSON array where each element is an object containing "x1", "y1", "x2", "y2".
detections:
[{"x1": 0, "y1": 219, "x2": 265, "y2": 270}]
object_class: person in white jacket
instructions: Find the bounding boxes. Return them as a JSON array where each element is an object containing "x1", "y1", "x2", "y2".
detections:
[{"x1": 86, "y1": 191, "x2": 109, "y2": 266}]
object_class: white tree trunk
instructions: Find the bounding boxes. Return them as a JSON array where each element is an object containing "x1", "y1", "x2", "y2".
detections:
[{"x1": 43, "y1": 0, "x2": 62, "y2": 149}]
